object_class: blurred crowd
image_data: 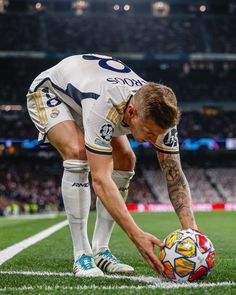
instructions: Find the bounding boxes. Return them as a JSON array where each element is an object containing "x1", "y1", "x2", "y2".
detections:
[
  {"x1": 206, "y1": 168, "x2": 236, "y2": 202},
  {"x1": 178, "y1": 111, "x2": 236, "y2": 138},
  {"x1": 0, "y1": 14, "x2": 236, "y2": 53},
  {"x1": 163, "y1": 70, "x2": 236, "y2": 102},
  {"x1": 0, "y1": 114, "x2": 38, "y2": 138},
  {"x1": 0, "y1": 158, "x2": 235, "y2": 216},
  {"x1": 143, "y1": 168, "x2": 222, "y2": 203},
  {"x1": 45, "y1": 16, "x2": 204, "y2": 53},
  {"x1": 135, "y1": 164, "x2": 236, "y2": 204},
  {"x1": 0, "y1": 159, "x2": 63, "y2": 216},
  {"x1": 0, "y1": 13, "x2": 40, "y2": 51}
]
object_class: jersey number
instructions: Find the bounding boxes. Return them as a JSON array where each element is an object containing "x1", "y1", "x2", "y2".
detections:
[
  {"x1": 82, "y1": 54, "x2": 131, "y2": 73},
  {"x1": 42, "y1": 87, "x2": 62, "y2": 107}
]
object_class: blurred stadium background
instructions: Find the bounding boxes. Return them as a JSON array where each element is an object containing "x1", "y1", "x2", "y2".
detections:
[{"x1": 0, "y1": 0, "x2": 236, "y2": 216}]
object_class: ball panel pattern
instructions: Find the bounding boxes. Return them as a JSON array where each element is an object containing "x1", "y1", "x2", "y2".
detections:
[
  {"x1": 175, "y1": 257, "x2": 196, "y2": 277},
  {"x1": 175, "y1": 237, "x2": 196, "y2": 257},
  {"x1": 165, "y1": 232, "x2": 183, "y2": 249},
  {"x1": 206, "y1": 251, "x2": 216, "y2": 269},
  {"x1": 163, "y1": 261, "x2": 175, "y2": 280},
  {"x1": 159, "y1": 248, "x2": 166, "y2": 261},
  {"x1": 188, "y1": 266, "x2": 208, "y2": 281},
  {"x1": 196, "y1": 234, "x2": 212, "y2": 253}
]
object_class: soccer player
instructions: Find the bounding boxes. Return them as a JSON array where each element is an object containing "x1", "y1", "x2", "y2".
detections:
[{"x1": 27, "y1": 54, "x2": 197, "y2": 277}]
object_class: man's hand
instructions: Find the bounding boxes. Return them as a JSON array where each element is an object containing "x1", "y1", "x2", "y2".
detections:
[{"x1": 132, "y1": 231, "x2": 165, "y2": 274}]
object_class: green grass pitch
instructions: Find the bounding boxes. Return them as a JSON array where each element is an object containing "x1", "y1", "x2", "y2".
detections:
[{"x1": 0, "y1": 211, "x2": 235, "y2": 294}]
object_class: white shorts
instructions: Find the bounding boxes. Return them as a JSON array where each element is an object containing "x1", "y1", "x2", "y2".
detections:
[{"x1": 27, "y1": 83, "x2": 84, "y2": 144}]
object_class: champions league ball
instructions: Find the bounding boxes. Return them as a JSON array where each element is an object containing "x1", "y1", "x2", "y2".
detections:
[{"x1": 159, "y1": 229, "x2": 216, "y2": 282}]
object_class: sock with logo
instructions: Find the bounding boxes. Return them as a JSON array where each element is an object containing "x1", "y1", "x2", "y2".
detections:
[
  {"x1": 62, "y1": 159, "x2": 92, "y2": 260},
  {"x1": 92, "y1": 170, "x2": 135, "y2": 254}
]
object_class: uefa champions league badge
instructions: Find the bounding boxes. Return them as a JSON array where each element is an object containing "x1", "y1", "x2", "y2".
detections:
[{"x1": 99, "y1": 123, "x2": 114, "y2": 142}]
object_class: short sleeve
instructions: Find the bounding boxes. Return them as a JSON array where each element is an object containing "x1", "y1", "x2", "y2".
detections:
[
  {"x1": 83, "y1": 83, "x2": 130, "y2": 155},
  {"x1": 154, "y1": 127, "x2": 179, "y2": 154},
  {"x1": 84, "y1": 109, "x2": 114, "y2": 155}
]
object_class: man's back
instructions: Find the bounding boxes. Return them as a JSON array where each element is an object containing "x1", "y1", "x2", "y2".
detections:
[{"x1": 29, "y1": 54, "x2": 146, "y2": 108}]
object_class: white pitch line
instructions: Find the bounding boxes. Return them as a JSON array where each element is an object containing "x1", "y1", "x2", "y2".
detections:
[
  {"x1": 0, "y1": 285, "x2": 163, "y2": 292},
  {"x1": 0, "y1": 270, "x2": 73, "y2": 277},
  {"x1": 0, "y1": 220, "x2": 68, "y2": 265},
  {"x1": 0, "y1": 271, "x2": 158, "y2": 284},
  {"x1": 0, "y1": 271, "x2": 235, "y2": 289},
  {"x1": 0, "y1": 282, "x2": 235, "y2": 292}
]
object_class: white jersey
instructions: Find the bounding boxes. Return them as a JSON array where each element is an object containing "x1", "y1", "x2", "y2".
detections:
[{"x1": 28, "y1": 54, "x2": 179, "y2": 155}]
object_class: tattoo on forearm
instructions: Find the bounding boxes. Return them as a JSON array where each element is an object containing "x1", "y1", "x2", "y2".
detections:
[
  {"x1": 159, "y1": 156, "x2": 195, "y2": 227},
  {"x1": 160, "y1": 159, "x2": 187, "y2": 189},
  {"x1": 170, "y1": 191, "x2": 188, "y2": 213}
]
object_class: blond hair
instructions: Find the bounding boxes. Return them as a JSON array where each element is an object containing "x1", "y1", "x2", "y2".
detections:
[{"x1": 134, "y1": 82, "x2": 180, "y2": 129}]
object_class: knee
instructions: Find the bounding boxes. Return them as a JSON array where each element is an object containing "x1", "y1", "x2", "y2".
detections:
[
  {"x1": 63, "y1": 159, "x2": 89, "y2": 174},
  {"x1": 126, "y1": 150, "x2": 136, "y2": 169},
  {"x1": 62, "y1": 144, "x2": 87, "y2": 160}
]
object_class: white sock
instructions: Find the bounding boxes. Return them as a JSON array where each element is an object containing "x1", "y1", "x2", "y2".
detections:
[
  {"x1": 92, "y1": 170, "x2": 135, "y2": 254},
  {"x1": 62, "y1": 160, "x2": 92, "y2": 260}
]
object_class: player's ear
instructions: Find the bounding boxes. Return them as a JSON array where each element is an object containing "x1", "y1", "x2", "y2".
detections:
[{"x1": 127, "y1": 104, "x2": 136, "y2": 118}]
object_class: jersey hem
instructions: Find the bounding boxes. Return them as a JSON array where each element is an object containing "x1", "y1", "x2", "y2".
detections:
[
  {"x1": 155, "y1": 147, "x2": 179, "y2": 154},
  {"x1": 85, "y1": 145, "x2": 112, "y2": 155}
]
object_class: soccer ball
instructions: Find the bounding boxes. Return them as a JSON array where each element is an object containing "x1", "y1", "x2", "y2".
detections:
[{"x1": 159, "y1": 228, "x2": 216, "y2": 282}]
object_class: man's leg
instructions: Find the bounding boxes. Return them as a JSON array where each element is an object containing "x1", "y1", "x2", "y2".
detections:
[
  {"x1": 92, "y1": 136, "x2": 136, "y2": 273},
  {"x1": 47, "y1": 120, "x2": 103, "y2": 277}
]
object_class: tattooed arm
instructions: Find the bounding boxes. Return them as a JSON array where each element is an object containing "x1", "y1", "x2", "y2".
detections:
[{"x1": 157, "y1": 151, "x2": 198, "y2": 229}]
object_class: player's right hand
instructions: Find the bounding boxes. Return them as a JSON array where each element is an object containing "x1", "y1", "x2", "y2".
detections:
[{"x1": 132, "y1": 231, "x2": 165, "y2": 274}]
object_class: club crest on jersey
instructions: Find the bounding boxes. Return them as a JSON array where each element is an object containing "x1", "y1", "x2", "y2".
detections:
[
  {"x1": 163, "y1": 128, "x2": 179, "y2": 148},
  {"x1": 50, "y1": 108, "x2": 60, "y2": 118},
  {"x1": 99, "y1": 124, "x2": 114, "y2": 142}
]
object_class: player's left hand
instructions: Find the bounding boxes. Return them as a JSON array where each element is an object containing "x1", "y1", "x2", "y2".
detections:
[{"x1": 132, "y1": 231, "x2": 165, "y2": 274}]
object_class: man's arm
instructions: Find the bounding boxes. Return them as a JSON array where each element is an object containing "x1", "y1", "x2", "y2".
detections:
[
  {"x1": 86, "y1": 149, "x2": 164, "y2": 273},
  {"x1": 157, "y1": 151, "x2": 197, "y2": 229}
]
